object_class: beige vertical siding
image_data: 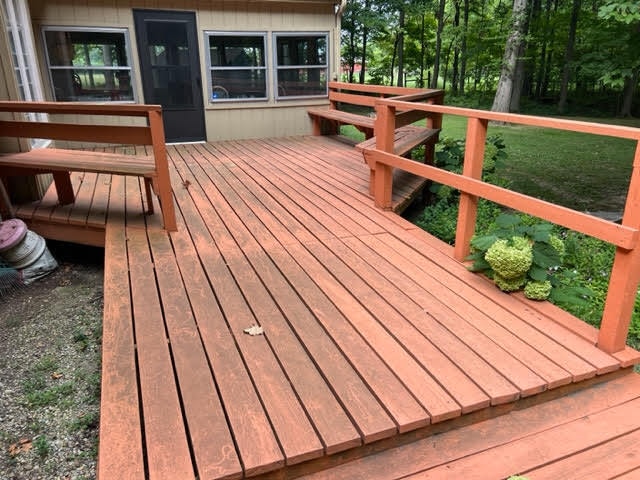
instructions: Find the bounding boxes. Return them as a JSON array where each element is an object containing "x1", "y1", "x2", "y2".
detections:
[{"x1": 28, "y1": 0, "x2": 339, "y2": 140}]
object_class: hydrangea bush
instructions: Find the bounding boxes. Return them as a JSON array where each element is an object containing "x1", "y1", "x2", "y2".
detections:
[{"x1": 467, "y1": 214, "x2": 586, "y2": 301}]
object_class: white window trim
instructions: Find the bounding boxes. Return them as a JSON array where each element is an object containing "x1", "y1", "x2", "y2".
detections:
[
  {"x1": 273, "y1": 31, "x2": 329, "y2": 101},
  {"x1": 3, "y1": 0, "x2": 49, "y2": 148},
  {"x1": 204, "y1": 31, "x2": 268, "y2": 103},
  {"x1": 41, "y1": 26, "x2": 137, "y2": 104}
]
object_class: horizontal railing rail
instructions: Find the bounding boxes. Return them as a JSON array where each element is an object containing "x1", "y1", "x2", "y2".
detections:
[{"x1": 364, "y1": 98, "x2": 640, "y2": 354}]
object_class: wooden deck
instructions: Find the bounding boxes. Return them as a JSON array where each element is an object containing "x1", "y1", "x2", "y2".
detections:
[{"x1": 10, "y1": 136, "x2": 640, "y2": 480}]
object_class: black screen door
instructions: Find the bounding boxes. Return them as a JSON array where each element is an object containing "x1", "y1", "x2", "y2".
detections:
[{"x1": 134, "y1": 10, "x2": 205, "y2": 143}]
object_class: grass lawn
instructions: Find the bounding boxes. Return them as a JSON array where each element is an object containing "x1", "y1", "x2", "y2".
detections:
[
  {"x1": 438, "y1": 114, "x2": 640, "y2": 213},
  {"x1": 343, "y1": 114, "x2": 639, "y2": 212}
]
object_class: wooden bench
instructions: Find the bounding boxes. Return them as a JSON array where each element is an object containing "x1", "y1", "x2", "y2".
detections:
[
  {"x1": 307, "y1": 81, "x2": 443, "y2": 140},
  {"x1": 307, "y1": 83, "x2": 444, "y2": 197},
  {"x1": 0, "y1": 101, "x2": 177, "y2": 231}
]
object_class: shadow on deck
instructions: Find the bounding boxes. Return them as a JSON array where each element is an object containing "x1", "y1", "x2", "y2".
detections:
[{"x1": 10, "y1": 136, "x2": 640, "y2": 480}]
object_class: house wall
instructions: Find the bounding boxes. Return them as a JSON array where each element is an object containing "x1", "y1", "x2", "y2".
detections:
[{"x1": 27, "y1": 0, "x2": 340, "y2": 141}]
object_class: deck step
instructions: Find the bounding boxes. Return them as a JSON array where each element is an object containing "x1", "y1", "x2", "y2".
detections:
[
  {"x1": 356, "y1": 125, "x2": 440, "y2": 158},
  {"x1": 297, "y1": 372, "x2": 640, "y2": 480}
]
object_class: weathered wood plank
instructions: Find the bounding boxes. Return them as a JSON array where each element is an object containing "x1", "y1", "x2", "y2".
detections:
[
  {"x1": 125, "y1": 230, "x2": 194, "y2": 479},
  {"x1": 147, "y1": 228, "x2": 243, "y2": 480},
  {"x1": 97, "y1": 220, "x2": 144, "y2": 480},
  {"x1": 297, "y1": 373, "x2": 640, "y2": 480},
  {"x1": 525, "y1": 428, "x2": 640, "y2": 479},
  {"x1": 403, "y1": 396, "x2": 640, "y2": 479},
  {"x1": 329, "y1": 236, "x2": 521, "y2": 406},
  {"x1": 172, "y1": 145, "x2": 325, "y2": 466},
  {"x1": 166, "y1": 203, "x2": 282, "y2": 477}
]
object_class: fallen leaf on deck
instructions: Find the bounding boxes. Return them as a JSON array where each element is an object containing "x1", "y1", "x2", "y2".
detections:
[
  {"x1": 9, "y1": 438, "x2": 32, "y2": 456},
  {"x1": 243, "y1": 325, "x2": 264, "y2": 336}
]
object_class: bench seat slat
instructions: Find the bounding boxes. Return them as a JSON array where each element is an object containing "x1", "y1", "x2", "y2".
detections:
[
  {"x1": 356, "y1": 126, "x2": 440, "y2": 158},
  {"x1": 0, "y1": 148, "x2": 156, "y2": 176},
  {"x1": 307, "y1": 108, "x2": 376, "y2": 129}
]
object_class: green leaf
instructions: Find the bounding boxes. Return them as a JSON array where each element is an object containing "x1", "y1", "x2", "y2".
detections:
[
  {"x1": 470, "y1": 234, "x2": 498, "y2": 251},
  {"x1": 495, "y1": 214, "x2": 521, "y2": 229},
  {"x1": 469, "y1": 257, "x2": 492, "y2": 272},
  {"x1": 550, "y1": 286, "x2": 593, "y2": 306},
  {"x1": 530, "y1": 224, "x2": 553, "y2": 242},
  {"x1": 528, "y1": 266, "x2": 549, "y2": 281},
  {"x1": 532, "y1": 242, "x2": 561, "y2": 268}
]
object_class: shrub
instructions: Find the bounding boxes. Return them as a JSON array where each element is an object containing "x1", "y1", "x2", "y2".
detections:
[{"x1": 467, "y1": 214, "x2": 575, "y2": 301}]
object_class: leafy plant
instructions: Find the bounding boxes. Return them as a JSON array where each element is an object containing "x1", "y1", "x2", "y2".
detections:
[{"x1": 467, "y1": 214, "x2": 591, "y2": 302}]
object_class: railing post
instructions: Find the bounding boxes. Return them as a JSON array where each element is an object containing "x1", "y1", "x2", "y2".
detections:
[
  {"x1": 453, "y1": 117, "x2": 488, "y2": 261},
  {"x1": 598, "y1": 142, "x2": 640, "y2": 353},
  {"x1": 372, "y1": 102, "x2": 395, "y2": 209}
]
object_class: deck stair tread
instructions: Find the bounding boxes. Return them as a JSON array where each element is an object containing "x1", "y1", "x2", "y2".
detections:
[{"x1": 296, "y1": 373, "x2": 640, "y2": 480}]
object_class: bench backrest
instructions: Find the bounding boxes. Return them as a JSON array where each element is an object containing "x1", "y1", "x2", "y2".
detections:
[
  {"x1": 327, "y1": 81, "x2": 444, "y2": 109},
  {"x1": 0, "y1": 101, "x2": 164, "y2": 147}
]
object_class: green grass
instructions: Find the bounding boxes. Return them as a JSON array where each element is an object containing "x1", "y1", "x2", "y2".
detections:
[
  {"x1": 438, "y1": 114, "x2": 639, "y2": 212},
  {"x1": 345, "y1": 113, "x2": 639, "y2": 212}
]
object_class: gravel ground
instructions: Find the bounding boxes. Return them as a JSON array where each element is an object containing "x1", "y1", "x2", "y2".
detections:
[{"x1": 0, "y1": 241, "x2": 104, "y2": 480}]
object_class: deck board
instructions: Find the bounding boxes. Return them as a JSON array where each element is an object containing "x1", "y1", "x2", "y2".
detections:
[{"x1": 10, "y1": 135, "x2": 640, "y2": 480}]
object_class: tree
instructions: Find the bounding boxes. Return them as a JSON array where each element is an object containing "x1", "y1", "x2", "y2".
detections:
[
  {"x1": 430, "y1": 0, "x2": 447, "y2": 88},
  {"x1": 597, "y1": 0, "x2": 640, "y2": 116},
  {"x1": 557, "y1": 0, "x2": 581, "y2": 114},
  {"x1": 492, "y1": 0, "x2": 529, "y2": 112}
]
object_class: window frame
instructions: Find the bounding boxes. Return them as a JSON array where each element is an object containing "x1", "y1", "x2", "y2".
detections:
[
  {"x1": 204, "y1": 30, "x2": 268, "y2": 103},
  {"x1": 3, "y1": 0, "x2": 48, "y2": 147},
  {"x1": 273, "y1": 31, "x2": 329, "y2": 101},
  {"x1": 41, "y1": 25, "x2": 137, "y2": 103}
]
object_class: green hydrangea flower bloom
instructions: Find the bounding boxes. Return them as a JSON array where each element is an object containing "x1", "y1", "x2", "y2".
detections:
[
  {"x1": 524, "y1": 280, "x2": 553, "y2": 300},
  {"x1": 494, "y1": 273, "x2": 527, "y2": 292},
  {"x1": 485, "y1": 237, "x2": 533, "y2": 280}
]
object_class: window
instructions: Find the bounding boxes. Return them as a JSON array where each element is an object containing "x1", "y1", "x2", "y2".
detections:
[
  {"x1": 43, "y1": 27, "x2": 135, "y2": 102},
  {"x1": 206, "y1": 33, "x2": 267, "y2": 101},
  {"x1": 274, "y1": 33, "x2": 328, "y2": 99},
  {"x1": 3, "y1": 0, "x2": 47, "y2": 147}
]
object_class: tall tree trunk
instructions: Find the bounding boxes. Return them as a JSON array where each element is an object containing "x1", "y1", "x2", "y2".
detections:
[
  {"x1": 451, "y1": 0, "x2": 461, "y2": 95},
  {"x1": 492, "y1": 0, "x2": 529, "y2": 112},
  {"x1": 397, "y1": 8, "x2": 405, "y2": 86},
  {"x1": 534, "y1": 0, "x2": 552, "y2": 98},
  {"x1": 459, "y1": 0, "x2": 470, "y2": 95},
  {"x1": 431, "y1": 0, "x2": 446, "y2": 89},
  {"x1": 509, "y1": 1, "x2": 532, "y2": 111},
  {"x1": 359, "y1": 0, "x2": 370, "y2": 84},
  {"x1": 359, "y1": 26, "x2": 368, "y2": 83},
  {"x1": 419, "y1": 14, "x2": 426, "y2": 87},
  {"x1": 557, "y1": 0, "x2": 581, "y2": 114},
  {"x1": 390, "y1": 33, "x2": 399, "y2": 86},
  {"x1": 620, "y1": 69, "x2": 638, "y2": 117}
]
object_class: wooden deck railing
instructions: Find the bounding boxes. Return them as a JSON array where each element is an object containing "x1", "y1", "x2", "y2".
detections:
[{"x1": 363, "y1": 99, "x2": 640, "y2": 354}]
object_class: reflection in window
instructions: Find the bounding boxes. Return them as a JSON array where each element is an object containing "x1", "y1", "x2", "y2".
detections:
[
  {"x1": 143, "y1": 21, "x2": 193, "y2": 107},
  {"x1": 275, "y1": 33, "x2": 328, "y2": 98},
  {"x1": 206, "y1": 33, "x2": 267, "y2": 101},
  {"x1": 43, "y1": 27, "x2": 134, "y2": 102}
]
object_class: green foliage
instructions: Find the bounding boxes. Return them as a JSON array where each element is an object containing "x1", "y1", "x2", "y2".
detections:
[
  {"x1": 468, "y1": 214, "x2": 570, "y2": 300},
  {"x1": 33, "y1": 435, "x2": 50, "y2": 458}
]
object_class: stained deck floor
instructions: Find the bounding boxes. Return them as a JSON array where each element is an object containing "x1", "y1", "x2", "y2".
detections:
[{"x1": 11, "y1": 136, "x2": 640, "y2": 480}]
